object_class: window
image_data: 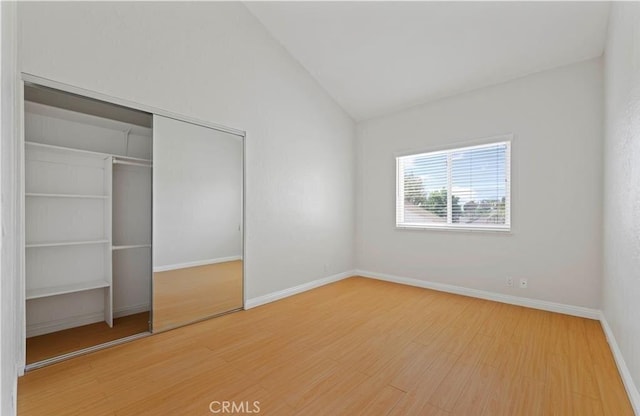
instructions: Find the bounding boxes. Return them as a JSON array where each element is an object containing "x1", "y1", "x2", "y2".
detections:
[{"x1": 396, "y1": 138, "x2": 511, "y2": 231}]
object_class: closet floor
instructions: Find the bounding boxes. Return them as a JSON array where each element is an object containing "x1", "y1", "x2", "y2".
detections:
[{"x1": 26, "y1": 312, "x2": 150, "y2": 364}]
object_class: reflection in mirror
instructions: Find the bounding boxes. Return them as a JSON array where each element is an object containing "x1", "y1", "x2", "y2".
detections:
[{"x1": 152, "y1": 115, "x2": 243, "y2": 332}]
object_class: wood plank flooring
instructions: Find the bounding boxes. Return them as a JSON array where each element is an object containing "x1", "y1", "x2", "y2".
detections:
[
  {"x1": 18, "y1": 277, "x2": 634, "y2": 415},
  {"x1": 26, "y1": 312, "x2": 150, "y2": 364}
]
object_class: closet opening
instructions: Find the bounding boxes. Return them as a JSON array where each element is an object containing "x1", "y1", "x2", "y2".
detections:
[{"x1": 23, "y1": 83, "x2": 153, "y2": 367}]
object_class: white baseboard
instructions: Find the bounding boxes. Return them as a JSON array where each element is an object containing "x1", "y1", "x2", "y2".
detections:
[
  {"x1": 599, "y1": 312, "x2": 640, "y2": 415},
  {"x1": 245, "y1": 270, "x2": 355, "y2": 309},
  {"x1": 153, "y1": 255, "x2": 242, "y2": 273},
  {"x1": 27, "y1": 304, "x2": 151, "y2": 337},
  {"x1": 355, "y1": 269, "x2": 600, "y2": 319}
]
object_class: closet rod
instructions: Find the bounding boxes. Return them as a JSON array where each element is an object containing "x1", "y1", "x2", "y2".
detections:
[{"x1": 113, "y1": 159, "x2": 152, "y2": 168}]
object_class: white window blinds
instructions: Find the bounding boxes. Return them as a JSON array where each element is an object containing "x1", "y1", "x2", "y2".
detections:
[{"x1": 396, "y1": 139, "x2": 511, "y2": 231}]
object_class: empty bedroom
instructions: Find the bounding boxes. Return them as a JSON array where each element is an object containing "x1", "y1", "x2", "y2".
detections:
[{"x1": 0, "y1": 1, "x2": 639, "y2": 415}]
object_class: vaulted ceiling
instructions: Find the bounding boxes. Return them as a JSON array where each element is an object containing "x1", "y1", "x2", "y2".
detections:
[{"x1": 245, "y1": 2, "x2": 610, "y2": 121}]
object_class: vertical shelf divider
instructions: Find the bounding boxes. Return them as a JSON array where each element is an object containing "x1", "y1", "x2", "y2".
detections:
[{"x1": 104, "y1": 156, "x2": 114, "y2": 327}]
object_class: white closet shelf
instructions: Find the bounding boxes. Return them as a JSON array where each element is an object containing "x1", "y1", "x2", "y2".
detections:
[
  {"x1": 25, "y1": 141, "x2": 152, "y2": 163},
  {"x1": 112, "y1": 244, "x2": 152, "y2": 251},
  {"x1": 112, "y1": 159, "x2": 152, "y2": 168},
  {"x1": 26, "y1": 239, "x2": 110, "y2": 248},
  {"x1": 26, "y1": 279, "x2": 110, "y2": 300},
  {"x1": 26, "y1": 193, "x2": 108, "y2": 199}
]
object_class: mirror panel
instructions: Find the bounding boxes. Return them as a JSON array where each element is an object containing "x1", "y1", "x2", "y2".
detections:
[{"x1": 152, "y1": 115, "x2": 243, "y2": 332}]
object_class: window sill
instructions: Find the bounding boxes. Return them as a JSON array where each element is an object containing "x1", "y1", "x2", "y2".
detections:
[{"x1": 395, "y1": 224, "x2": 512, "y2": 235}]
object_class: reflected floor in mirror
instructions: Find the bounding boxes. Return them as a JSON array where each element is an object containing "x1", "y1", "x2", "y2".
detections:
[
  {"x1": 153, "y1": 260, "x2": 243, "y2": 332},
  {"x1": 26, "y1": 312, "x2": 150, "y2": 364}
]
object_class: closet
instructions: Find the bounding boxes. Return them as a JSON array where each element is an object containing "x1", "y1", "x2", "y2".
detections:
[
  {"x1": 24, "y1": 85, "x2": 152, "y2": 365},
  {"x1": 20, "y1": 76, "x2": 245, "y2": 370}
]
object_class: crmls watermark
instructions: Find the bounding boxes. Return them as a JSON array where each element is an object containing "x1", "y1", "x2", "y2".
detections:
[{"x1": 209, "y1": 400, "x2": 261, "y2": 414}]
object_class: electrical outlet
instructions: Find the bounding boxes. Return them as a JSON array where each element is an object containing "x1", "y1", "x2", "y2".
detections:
[
  {"x1": 506, "y1": 277, "x2": 513, "y2": 287},
  {"x1": 519, "y1": 278, "x2": 528, "y2": 289}
]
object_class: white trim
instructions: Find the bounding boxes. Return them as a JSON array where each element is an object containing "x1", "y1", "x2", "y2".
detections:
[
  {"x1": 152, "y1": 255, "x2": 242, "y2": 273},
  {"x1": 355, "y1": 270, "x2": 600, "y2": 319},
  {"x1": 396, "y1": 224, "x2": 511, "y2": 234},
  {"x1": 599, "y1": 312, "x2": 640, "y2": 415},
  {"x1": 241, "y1": 133, "x2": 246, "y2": 309},
  {"x1": 394, "y1": 133, "x2": 514, "y2": 158},
  {"x1": 245, "y1": 270, "x2": 355, "y2": 309},
  {"x1": 26, "y1": 303, "x2": 150, "y2": 337},
  {"x1": 16, "y1": 78, "x2": 25, "y2": 381}
]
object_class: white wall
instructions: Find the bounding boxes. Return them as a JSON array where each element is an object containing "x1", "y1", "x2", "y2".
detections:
[
  {"x1": 18, "y1": 2, "x2": 356, "y2": 302},
  {"x1": 1, "y1": 1, "x2": 19, "y2": 414},
  {"x1": 357, "y1": 59, "x2": 603, "y2": 308},
  {"x1": 603, "y1": 1, "x2": 640, "y2": 406}
]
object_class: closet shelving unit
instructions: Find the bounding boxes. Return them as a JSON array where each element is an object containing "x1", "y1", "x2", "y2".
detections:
[
  {"x1": 111, "y1": 157, "x2": 152, "y2": 252},
  {"x1": 110, "y1": 154, "x2": 152, "y2": 326},
  {"x1": 25, "y1": 140, "x2": 152, "y2": 328}
]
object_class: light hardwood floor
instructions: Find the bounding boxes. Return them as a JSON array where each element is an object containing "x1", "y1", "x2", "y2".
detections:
[
  {"x1": 26, "y1": 312, "x2": 150, "y2": 364},
  {"x1": 18, "y1": 277, "x2": 633, "y2": 415},
  {"x1": 153, "y1": 260, "x2": 243, "y2": 332}
]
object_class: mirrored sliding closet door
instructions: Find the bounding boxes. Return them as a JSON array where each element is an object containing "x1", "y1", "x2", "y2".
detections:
[{"x1": 152, "y1": 115, "x2": 244, "y2": 332}]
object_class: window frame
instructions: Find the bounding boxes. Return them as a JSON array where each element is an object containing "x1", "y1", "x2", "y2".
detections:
[{"x1": 395, "y1": 135, "x2": 512, "y2": 233}]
